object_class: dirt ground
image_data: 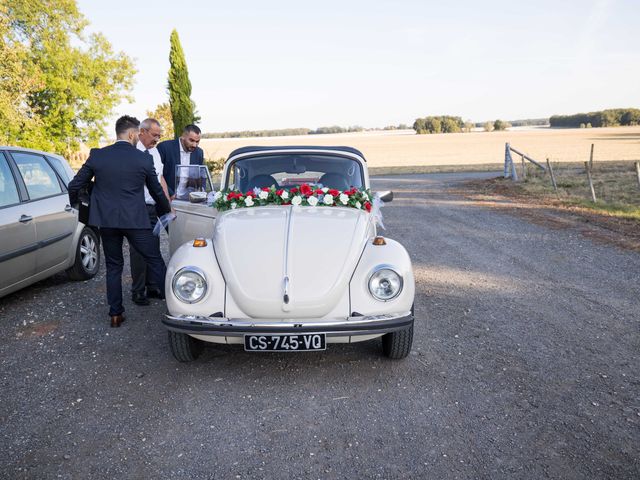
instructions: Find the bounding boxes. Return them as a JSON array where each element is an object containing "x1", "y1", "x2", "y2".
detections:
[
  {"x1": 461, "y1": 176, "x2": 640, "y2": 252},
  {"x1": 1, "y1": 172, "x2": 638, "y2": 479}
]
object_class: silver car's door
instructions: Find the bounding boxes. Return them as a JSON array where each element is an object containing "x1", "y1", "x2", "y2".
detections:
[
  {"x1": 0, "y1": 152, "x2": 37, "y2": 294},
  {"x1": 10, "y1": 151, "x2": 76, "y2": 272}
]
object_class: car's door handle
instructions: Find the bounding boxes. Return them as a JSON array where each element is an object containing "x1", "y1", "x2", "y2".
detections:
[
  {"x1": 19, "y1": 215, "x2": 33, "y2": 223},
  {"x1": 64, "y1": 205, "x2": 73, "y2": 212}
]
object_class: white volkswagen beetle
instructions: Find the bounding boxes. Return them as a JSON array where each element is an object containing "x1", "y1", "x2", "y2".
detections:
[{"x1": 164, "y1": 146, "x2": 415, "y2": 362}]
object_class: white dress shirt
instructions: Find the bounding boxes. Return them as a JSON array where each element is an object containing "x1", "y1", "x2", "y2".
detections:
[
  {"x1": 137, "y1": 141, "x2": 164, "y2": 205},
  {"x1": 179, "y1": 138, "x2": 191, "y2": 165}
]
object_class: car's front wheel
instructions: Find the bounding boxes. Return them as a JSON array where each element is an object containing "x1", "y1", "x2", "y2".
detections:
[
  {"x1": 168, "y1": 331, "x2": 203, "y2": 362},
  {"x1": 66, "y1": 227, "x2": 100, "y2": 280},
  {"x1": 382, "y1": 325, "x2": 414, "y2": 359}
]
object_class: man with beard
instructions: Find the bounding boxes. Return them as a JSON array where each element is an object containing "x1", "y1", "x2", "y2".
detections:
[
  {"x1": 157, "y1": 124, "x2": 204, "y2": 199},
  {"x1": 130, "y1": 118, "x2": 171, "y2": 306},
  {"x1": 68, "y1": 115, "x2": 171, "y2": 327}
]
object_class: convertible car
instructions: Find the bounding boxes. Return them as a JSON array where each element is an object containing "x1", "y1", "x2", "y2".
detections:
[{"x1": 164, "y1": 146, "x2": 415, "y2": 361}]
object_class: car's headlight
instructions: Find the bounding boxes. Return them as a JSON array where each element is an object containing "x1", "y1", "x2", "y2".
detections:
[
  {"x1": 368, "y1": 266, "x2": 403, "y2": 301},
  {"x1": 172, "y1": 267, "x2": 208, "y2": 303}
]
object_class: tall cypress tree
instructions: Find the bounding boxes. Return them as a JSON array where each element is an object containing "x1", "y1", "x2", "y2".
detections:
[{"x1": 167, "y1": 29, "x2": 194, "y2": 138}]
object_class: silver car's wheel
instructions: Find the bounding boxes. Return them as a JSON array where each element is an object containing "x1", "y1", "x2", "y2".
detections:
[{"x1": 67, "y1": 227, "x2": 100, "y2": 280}]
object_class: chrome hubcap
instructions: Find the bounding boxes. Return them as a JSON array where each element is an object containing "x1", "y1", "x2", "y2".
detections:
[{"x1": 80, "y1": 234, "x2": 98, "y2": 271}]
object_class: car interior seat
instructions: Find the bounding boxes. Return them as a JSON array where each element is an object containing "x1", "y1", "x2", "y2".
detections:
[
  {"x1": 247, "y1": 174, "x2": 279, "y2": 190},
  {"x1": 318, "y1": 172, "x2": 350, "y2": 191}
]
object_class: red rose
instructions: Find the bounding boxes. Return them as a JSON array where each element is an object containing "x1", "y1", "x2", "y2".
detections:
[
  {"x1": 262, "y1": 187, "x2": 270, "y2": 192},
  {"x1": 245, "y1": 191, "x2": 253, "y2": 197},
  {"x1": 290, "y1": 187, "x2": 299, "y2": 194},
  {"x1": 276, "y1": 189, "x2": 284, "y2": 196},
  {"x1": 300, "y1": 184, "x2": 312, "y2": 196},
  {"x1": 364, "y1": 201, "x2": 372, "y2": 212},
  {"x1": 314, "y1": 189, "x2": 324, "y2": 195},
  {"x1": 329, "y1": 189, "x2": 339, "y2": 197}
]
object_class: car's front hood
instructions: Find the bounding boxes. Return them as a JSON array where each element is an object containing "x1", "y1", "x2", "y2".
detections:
[{"x1": 213, "y1": 206, "x2": 371, "y2": 318}]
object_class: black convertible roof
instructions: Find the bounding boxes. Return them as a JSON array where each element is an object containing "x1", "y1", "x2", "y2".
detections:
[{"x1": 227, "y1": 145, "x2": 366, "y2": 161}]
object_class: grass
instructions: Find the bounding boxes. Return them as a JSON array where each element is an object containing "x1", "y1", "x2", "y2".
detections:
[{"x1": 502, "y1": 160, "x2": 640, "y2": 220}]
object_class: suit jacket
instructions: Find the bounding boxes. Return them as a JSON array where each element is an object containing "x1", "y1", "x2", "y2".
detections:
[
  {"x1": 68, "y1": 141, "x2": 171, "y2": 229},
  {"x1": 157, "y1": 138, "x2": 204, "y2": 196}
]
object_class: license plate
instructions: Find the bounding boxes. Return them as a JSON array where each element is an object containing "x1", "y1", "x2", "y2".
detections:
[{"x1": 244, "y1": 334, "x2": 326, "y2": 352}]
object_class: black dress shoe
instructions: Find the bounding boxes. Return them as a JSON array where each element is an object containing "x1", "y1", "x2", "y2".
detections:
[
  {"x1": 145, "y1": 287, "x2": 163, "y2": 299},
  {"x1": 132, "y1": 292, "x2": 150, "y2": 306}
]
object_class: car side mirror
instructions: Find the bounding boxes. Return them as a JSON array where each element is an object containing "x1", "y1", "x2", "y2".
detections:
[{"x1": 378, "y1": 190, "x2": 393, "y2": 203}]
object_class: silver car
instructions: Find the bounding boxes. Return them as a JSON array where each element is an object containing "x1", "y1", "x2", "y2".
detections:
[{"x1": 0, "y1": 146, "x2": 100, "y2": 298}]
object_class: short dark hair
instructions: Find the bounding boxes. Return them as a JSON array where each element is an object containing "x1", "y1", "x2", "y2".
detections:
[
  {"x1": 183, "y1": 124, "x2": 201, "y2": 135},
  {"x1": 115, "y1": 115, "x2": 140, "y2": 136}
]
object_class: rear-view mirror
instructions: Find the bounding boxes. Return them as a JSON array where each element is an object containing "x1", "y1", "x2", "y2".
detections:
[{"x1": 379, "y1": 190, "x2": 393, "y2": 203}]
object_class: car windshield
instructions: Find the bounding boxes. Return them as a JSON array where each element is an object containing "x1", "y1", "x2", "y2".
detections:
[{"x1": 227, "y1": 154, "x2": 364, "y2": 192}]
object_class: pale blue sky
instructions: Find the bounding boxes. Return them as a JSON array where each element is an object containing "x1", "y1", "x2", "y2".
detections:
[{"x1": 78, "y1": 0, "x2": 639, "y2": 132}]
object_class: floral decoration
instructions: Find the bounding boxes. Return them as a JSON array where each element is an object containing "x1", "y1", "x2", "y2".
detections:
[{"x1": 212, "y1": 184, "x2": 373, "y2": 213}]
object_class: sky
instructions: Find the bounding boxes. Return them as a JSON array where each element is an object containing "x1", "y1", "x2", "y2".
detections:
[{"x1": 77, "y1": 0, "x2": 640, "y2": 133}]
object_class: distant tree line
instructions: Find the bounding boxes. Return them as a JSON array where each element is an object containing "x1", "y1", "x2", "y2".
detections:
[
  {"x1": 475, "y1": 118, "x2": 548, "y2": 128},
  {"x1": 550, "y1": 108, "x2": 640, "y2": 128},
  {"x1": 413, "y1": 116, "x2": 465, "y2": 134},
  {"x1": 202, "y1": 125, "x2": 365, "y2": 139}
]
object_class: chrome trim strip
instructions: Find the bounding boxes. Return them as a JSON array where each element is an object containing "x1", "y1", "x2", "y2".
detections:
[{"x1": 163, "y1": 311, "x2": 413, "y2": 337}]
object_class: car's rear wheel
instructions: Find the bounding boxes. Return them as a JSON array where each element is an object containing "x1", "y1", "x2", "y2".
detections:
[
  {"x1": 168, "y1": 331, "x2": 203, "y2": 362},
  {"x1": 66, "y1": 227, "x2": 100, "y2": 280}
]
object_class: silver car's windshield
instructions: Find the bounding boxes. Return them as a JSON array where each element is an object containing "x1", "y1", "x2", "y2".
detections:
[{"x1": 226, "y1": 154, "x2": 365, "y2": 192}]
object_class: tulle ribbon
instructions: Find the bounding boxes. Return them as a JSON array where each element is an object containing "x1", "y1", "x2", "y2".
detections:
[
  {"x1": 153, "y1": 212, "x2": 177, "y2": 236},
  {"x1": 370, "y1": 194, "x2": 385, "y2": 230}
]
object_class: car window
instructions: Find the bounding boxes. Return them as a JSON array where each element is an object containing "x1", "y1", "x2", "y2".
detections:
[
  {"x1": 0, "y1": 155, "x2": 20, "y2": 208},
  {"x1": 229, "y1": 154, "x2": 364, "y2": 192},
  {"x1": 12, "y1": 152, "x2": 63, "y2": 200},
  {"x1": 46, "y1": 155, "x2": 73, "y2": 185}
]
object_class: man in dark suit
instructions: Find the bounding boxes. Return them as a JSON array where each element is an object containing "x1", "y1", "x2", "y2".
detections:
[
  {"x1": 68, "y1": 115, "x2": 172, "y2": 328},
  {"x1": 157, "y1": 124, "x2": 204, "y2": 198}
]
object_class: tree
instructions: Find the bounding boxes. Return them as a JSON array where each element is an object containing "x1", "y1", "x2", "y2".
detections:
[
  {"x1": 483, "y1": 121, "x2": 494, "y2": 132},
  {"x1": 168, "y1": 29, "x2": 198, "y2": 138},
  {"x1": 146, "y1": 102, "x2": 174, "y2": 140},
  {"x1": 493, "y1": 119, "x2": 507, "y2": 131},
  {"x1": 0, "y1": 0, "x2": 135, "y2": 153}
]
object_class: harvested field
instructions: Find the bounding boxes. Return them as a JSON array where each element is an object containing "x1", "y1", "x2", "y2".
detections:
[{"x1": 199, "y1": 126, "x2": 640, "y2": 168}]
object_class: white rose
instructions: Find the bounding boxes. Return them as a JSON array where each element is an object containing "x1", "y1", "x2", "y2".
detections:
[
  {"x1": 323, "y1": 194, "x2": 334, "y2": 205},
  {"x1": 245, "y1": 197, "x2": 254, "y2": 207},
  {"x1": 355, "y1": 201, "x2": 362, "y2": 209},
  {"x1": 307, "y1": 196, "x2": 319, "y2": 206},
  {"x1": 280, "y1": 191, "x2": 289, "y2": 200},
  {"x1": 231, "y1": 202, "x2": 237, "y2": 209},
  {"x1": 322, "y1": 187, "x2": 329, "y2": 193},
  {"x1": 339, "y1": 193, "x2": 349, "y2": 205},
  {"x1": 258, "y1": 190, "x2": 269, "y2": 200},
  {"x1": 362, "y1": 192, "x2": 369, "y2": 201},
  {"x1": 213, "y1": 191, "x2": 222, "y2": 201},
  {"x1": 291, "y1": 195, "x2": 302, "y2": 206}
]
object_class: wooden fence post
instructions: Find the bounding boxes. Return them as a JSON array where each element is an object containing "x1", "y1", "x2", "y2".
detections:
[
  {"x1": 511, "y1": 155, "x2": 518, "y2": 181},
  {"x1": 584, "y1": 161, "x2": 596, "y2": 202},
  {"x1": 635, "y1": 162, "x2": 640, "y2": 188},
  {"x1": 547, "y1": 158, "x2": 558, "y2": 194},
  {"x1": 521, "y1": 154, "x2": 526, "y2": 180},
  {"x1": 589, "y1": 144, "x2": 594, "y2": 171}
]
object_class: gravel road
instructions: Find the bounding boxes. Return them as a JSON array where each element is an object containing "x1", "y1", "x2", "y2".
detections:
[{"x1": 1, "y1": 172, "x2": 638, "y2": 479}]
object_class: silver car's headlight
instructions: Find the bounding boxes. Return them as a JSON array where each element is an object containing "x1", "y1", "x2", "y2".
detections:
[
  {"x1": 172, "y1": 267, "x2": 208, "y2": 303},
  {"x1": 368, "y1": 266, "x2": 403, "y2": 301}
]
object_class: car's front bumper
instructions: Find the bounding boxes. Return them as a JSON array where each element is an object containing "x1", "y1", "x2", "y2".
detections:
[{"x1": 162, "y1": 312, "x2": 414, "y2": 337}]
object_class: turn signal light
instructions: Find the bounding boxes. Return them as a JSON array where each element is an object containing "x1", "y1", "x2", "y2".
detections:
[
  {"x1": 193, "y1": 238, "x2": 207, "y2": 248},
  {"x1": 372, "y1": 236, "x2": 386, "y2": 246}
]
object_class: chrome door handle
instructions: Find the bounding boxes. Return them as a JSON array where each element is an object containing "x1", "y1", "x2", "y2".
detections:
[
  {"x1": 65, "y1": 205, "x2": 73, "y2": 212},
  {"x1": 19, "y1": 215, "x2": 33, "y2": 223}
]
